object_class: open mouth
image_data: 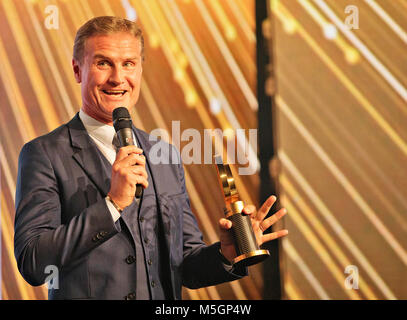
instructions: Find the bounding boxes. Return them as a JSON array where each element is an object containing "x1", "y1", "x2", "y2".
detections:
[{"x1": 101, "y1": 90, "x2": 127, "y2": 96}]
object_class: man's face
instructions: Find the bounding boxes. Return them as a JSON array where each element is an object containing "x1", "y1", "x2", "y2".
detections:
[{"x1": 72, "y1": 32, "x2": 143, "y2": 124}]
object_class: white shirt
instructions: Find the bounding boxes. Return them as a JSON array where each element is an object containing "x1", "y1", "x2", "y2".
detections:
[{"x1": 79, "y1": 109, "x2": 137, "y2": 222}]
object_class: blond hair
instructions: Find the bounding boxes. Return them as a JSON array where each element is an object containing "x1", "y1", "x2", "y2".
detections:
[{"x1": 73, "y1": 16, "x2": 144, "y2": 63}]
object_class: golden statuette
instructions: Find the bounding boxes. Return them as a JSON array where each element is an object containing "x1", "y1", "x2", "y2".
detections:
[{"x1": 215, "y1": 155, "x2": 270, "y2": 267}]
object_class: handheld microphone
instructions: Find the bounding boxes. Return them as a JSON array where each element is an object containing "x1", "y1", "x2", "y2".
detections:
[{"x1": 112, "y1": 107, "x2": 143, "y2": 198}]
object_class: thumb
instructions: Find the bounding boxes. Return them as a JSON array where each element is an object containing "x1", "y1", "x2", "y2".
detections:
[{"x1": 219, "y1": 218, "x2": 232, "y2": 230}]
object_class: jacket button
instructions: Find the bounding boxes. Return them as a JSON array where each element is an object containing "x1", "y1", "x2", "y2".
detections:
[
  {"x1": 151, "y1": 281, "x2": 156, "y2": 288},
  {"x1": 139, "y1": 217, "x2": 144, "y2": 222},
  {"x1": 125, "y1": 292, "x2": 136, "y2": 300},
  {"x1": 147, "y1": 259, "x2": 152, "y2": 265},
  {"x1": 125, "y1": 255, "x2": 136, "y2": 264}
]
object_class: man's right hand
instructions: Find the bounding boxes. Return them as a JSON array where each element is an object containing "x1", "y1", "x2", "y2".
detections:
[{"x1": 108, "y1": 145, "x2": 148, "y2": 210}]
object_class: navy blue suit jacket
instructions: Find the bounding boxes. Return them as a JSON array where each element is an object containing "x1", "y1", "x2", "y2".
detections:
[{"x1": 14, "y1": 113, "x2": 245, "y2": 299}]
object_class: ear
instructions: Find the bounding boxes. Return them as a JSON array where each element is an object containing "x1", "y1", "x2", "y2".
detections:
[{"x1": 72, "y1": 59, "x2": 82, "y2": 83}]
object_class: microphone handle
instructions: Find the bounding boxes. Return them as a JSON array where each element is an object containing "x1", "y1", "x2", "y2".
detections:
[{"x1": 116, "y1": 128, "x2": 143, "y2": 198}]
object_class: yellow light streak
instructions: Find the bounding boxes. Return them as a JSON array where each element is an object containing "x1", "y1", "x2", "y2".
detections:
[
  {"x1": 279, "y1": 149, "x2": 397, "y2": 299},
  {"x1": 281, "y1": 174, "x2": 378, "y2": 299},
  {"x1": 32, "y1": 0, "x2": 82, "y2": 109},
  {"x1": 297, "y1": 0, "x2": 360, "y2": 64},
  {"x1": 2, "y1": 0, "x2": 61, "y2": 132},
  {"x1": 225, "y1": 0, "x2": 256, "y2": 43},
  {"x1": 1, "y1": 194, "x2": 35, "y2": 300},
  {"x1": 163, "y1": 0, "x2": 260, "y2": 174},
  {"x1": 0, "y1": 38, "x2": 36, "y2": 142},
  {"x1": 194, "y1": 0, "x2": 258, "y2": 111},
  {"x1": 282, "y1": 238, "x2": 330, "y2": 299},
  {"x1": 313, "y1": 0, "x2": 407, "y2": 102},
  {"x1": 136, "y1": 0, "x2": 198, "y2": 109},
  {"x1": 282, "y1": 195, "x2": 362, "y2": 299},
  {"x1": 272, "y1": 0, "x2": 407, "y2": 159},
  {"x1": 284, "y1": 273, "x2": 304, "y2": 300},
  {"x1": 278, "y1": 93, "x2": 407, "y2": 267},
  {"x1": 24, "y1": 0, "x2": 76, "y2": 118},
  {"x1": 206, "y1": 0, "x2": 237, "y2": 41}
]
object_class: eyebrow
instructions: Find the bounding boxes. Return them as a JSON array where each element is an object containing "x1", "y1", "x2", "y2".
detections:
[{"x1": 93, "y1": 54, "x2": 139, "y2": 61}]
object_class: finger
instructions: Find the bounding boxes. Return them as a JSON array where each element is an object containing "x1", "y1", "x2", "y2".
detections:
[
  {"x1": 130, "y1": 174, "x2": 149, "y2": 189},
  {"x1": 120, "y1": 153, "x2": 146, "y2": 167},
  {"x1": 262, "y1": 229, "x2": 288, "y2": 243},
  {"x1": 256, "y1": 195, "x2": 277, "y2": 222},
  {"x1": 131, "y1": 166, "x2": 148, "y2": 180},
  {"x1": 139, "y1": 179, "x2": 149, "y2": 189},
  {"x1": 116, "y1": 146, "x2": 143, "y2": 161},
  {"x1": 219, "y1": 218, "x2": 232, "y2": 230},
  {"x1": 218, "y1": 219, "x2": 235, "y2": 248},
  {"x1": 260, "y1": 208, "x2": 287, "y2": 232},
  {"x1": 242, "y1": 204, "x2": 256, "y2": 216},
  {"x1": 121, "y1": 166, "x2": 148, "y2": 187}
]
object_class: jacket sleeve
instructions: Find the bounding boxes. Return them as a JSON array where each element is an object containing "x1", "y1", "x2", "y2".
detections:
[{"x1": 14, "y1": 140, "x2": 120, "y2": 286}]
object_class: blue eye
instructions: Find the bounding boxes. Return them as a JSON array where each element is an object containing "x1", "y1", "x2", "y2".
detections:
[{"x1": 97, "y1": 60, "x2": 110, "y2": 66}]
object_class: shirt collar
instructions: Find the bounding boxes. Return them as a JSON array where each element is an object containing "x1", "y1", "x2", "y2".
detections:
[{"x1": 79, "y1": 109, "x2": 116, "y2": 148}]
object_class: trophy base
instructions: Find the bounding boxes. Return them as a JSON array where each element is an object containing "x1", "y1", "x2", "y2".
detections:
[{"x1": 233, "y1": 249, "x2": 270, "y2": 268}]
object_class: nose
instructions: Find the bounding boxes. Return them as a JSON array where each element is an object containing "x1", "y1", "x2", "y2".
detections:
[{"x1": 108, "y1": 66, "x2": 124, "y2": 86}]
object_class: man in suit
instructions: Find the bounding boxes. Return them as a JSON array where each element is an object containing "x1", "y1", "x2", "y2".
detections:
[{"x1": 14, "y1": 16, "x2": 288, "y2": 300}]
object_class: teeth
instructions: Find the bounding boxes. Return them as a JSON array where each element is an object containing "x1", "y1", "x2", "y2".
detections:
[{"x1": 103, "y1": 90, "x2": 126, "y2": 95}]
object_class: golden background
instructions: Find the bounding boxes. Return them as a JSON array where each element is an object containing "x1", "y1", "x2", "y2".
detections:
[{"x1": 0, "y1": 0, "x2": 406, "y2": 299}]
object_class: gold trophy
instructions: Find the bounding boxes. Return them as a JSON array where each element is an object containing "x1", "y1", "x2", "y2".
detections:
[{"x1": 215, "y1": 155, "x2": 270, "y2": 267}]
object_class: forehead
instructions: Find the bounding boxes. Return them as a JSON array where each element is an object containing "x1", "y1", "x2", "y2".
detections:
[{"x1": 84, "y1": 32, "x2": 142, "y2": 58}]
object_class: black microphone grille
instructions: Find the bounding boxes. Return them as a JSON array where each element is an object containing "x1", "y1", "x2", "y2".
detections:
[
  {"x1": 112, "y1": 107, "x2": 131, "y2": 121},
  {"x1": 112, "y1": 107, "x2": 132, "y2": 132}
]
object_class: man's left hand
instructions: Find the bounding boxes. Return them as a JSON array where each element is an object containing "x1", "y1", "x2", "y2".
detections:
[{"x1": 218, "y1": 195, "x2": 288, "y2": 264}]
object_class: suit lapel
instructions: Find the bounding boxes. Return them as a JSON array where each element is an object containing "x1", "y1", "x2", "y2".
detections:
[
  {"x1": 67, "y1": 113, "x2": 111, "y2": 197},
  {"x1": 133, "y1": 128, "x2": 173, "y2": 239},
  {"x1": 133, "y1": 125, "x2": 170, "y2": 220},
  {"x1": 134, "y1": 127, "x2": 178, "y2": 299}
]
